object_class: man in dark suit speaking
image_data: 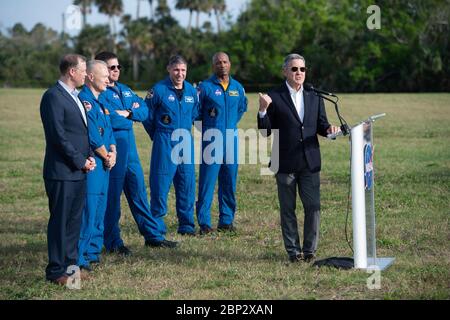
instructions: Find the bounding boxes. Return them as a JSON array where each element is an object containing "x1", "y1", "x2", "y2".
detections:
[
  {"x1": 258, "y1": 53, "x2": 340, "y2": 263},
  {"x1": 40, "y1": 54, "x2": 96, "y2": 285}
]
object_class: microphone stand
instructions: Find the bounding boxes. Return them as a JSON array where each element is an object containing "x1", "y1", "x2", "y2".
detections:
[{"x1": 317, "y1": 93, "x2": 350, "y2": 136}]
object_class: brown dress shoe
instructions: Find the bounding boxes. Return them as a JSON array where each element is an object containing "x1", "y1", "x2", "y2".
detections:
[{"x1": 50, "y1": 275, "x2": 69, "y2": 286}]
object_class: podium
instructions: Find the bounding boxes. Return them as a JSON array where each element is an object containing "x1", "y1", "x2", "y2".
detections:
[{"x1": 348, "y1": 114, "x2": 395, "y2": 270}]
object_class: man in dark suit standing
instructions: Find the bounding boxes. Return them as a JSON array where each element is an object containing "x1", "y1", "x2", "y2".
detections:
[
  {"x1": 40, "y1": 54, "x2": 96, "y2": 285},
  {"x1": 258, "y1": 53, "x2": 340, "y2": 263}
]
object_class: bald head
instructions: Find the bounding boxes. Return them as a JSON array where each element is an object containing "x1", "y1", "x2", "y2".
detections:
[
  {"x1": 86, "y1": 60, "x2": 110, "y2": 96},
  {"x1": 212, "y1": 52, "x2": 231, "y2": 79}
]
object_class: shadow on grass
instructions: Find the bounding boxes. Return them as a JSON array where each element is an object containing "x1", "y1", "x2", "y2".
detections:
[
  {"x1": 128, "y1": 239, "x2": 287, "y2": 266},
  {"x1": 0, "y1": 241, "x2": 47, "y2": 263},
  {"x1": 0, "y1": 222, "x2": 46, "y2": 236}
]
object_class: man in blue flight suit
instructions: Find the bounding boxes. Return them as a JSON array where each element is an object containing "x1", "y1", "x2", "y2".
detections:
[
  {"x1": 95, "y1": 51, "x2": 177, "y2": 254},
  {"x1": 196, "y1": 52, "x2": 248, "y2": 234},
  {"x1": 77, "y1": 60, "x2": 117, "y2": 271},
  {"x1": 143, "y1": 55, "x2": 199, "y2": 236}
]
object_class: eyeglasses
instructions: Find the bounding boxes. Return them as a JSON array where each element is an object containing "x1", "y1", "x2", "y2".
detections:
[
  {"x1": 108, "y1": 65, "x2": 122, "y2": 71},
  {"x1": 291, "y1": 66, "x2": 307, "y2": 72}
]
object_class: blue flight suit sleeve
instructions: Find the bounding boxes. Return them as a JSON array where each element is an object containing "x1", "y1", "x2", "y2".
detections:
[
  {"x1": 101, "y1": 92, "x2": 133, "y2": 131},
  {"x1": 143, "y1": 88, "x2": 159, "y2": 140},
  {"x1": 108, "y1": 121, "x2": 117, "y2": 147},
  {"x1": 109, "y1": 110, "x2": 133, "y2": 130},
  {"x1": 41, "y1": 92, "x2": 86, "y2": 170},
  {"x1": 237, "y1": 86, "x2": 248, "y2": 123},
  {"x1": 86, "y1": 105, "x2": 106, "y2": 151},
  {"x1": 195, "y1": 85, "x2": 205, "y2": 121},
  {"x1": 192, "y1": 88, "x2": 200, "y2": 123},
  {"x1": 129, "y1": 94, "x2": 149, "y2": 122}
]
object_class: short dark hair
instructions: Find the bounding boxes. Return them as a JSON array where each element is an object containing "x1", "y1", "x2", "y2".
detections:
[
  {"x1": 59, "y1": 54, "x2": 86, "y2": 75},
  {"x1": 167, "y1": 55, "x2": 188, "y2": 68},
  {"x1": 212, "y1": 52, "x2": 230, "y2": 64},
  {"x1": 95, "y1": 51, "x2": 118, "y2": 62}
]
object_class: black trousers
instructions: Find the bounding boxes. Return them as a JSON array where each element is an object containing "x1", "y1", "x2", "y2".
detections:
[
  {"x1": 275, "y1": 163, "x2": 321, "y2": 258},
  {"x1": 44, "y1": 179, "x2": 86, "y2": 280}
]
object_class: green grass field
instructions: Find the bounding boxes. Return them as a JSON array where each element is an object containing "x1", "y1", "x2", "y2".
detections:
[{"x1": 0, "y1": 88, "x2": 449, "y2": 300}]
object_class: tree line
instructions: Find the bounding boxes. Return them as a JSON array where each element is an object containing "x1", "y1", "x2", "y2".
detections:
[{"x1": 0, "y1": 0, "x2": 449, "y2": 92}]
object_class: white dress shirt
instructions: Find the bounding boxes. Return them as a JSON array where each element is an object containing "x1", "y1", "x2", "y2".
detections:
[
  {"x1": 58, "y1": 80, "x2": 87, "y2": 125},
  {"x1": 285, "y1": 81, "x2": 304, "y2": 122},
  {"x1": 258, "y1": 82, "x2": 305, "y2": 121}
]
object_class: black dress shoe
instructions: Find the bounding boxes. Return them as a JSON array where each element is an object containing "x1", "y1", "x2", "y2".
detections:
[
  {"x1": 217, "y1": 224, "x2": 236, "y2": 232},
  {"x1": 199, "y1": 226, "x2": 215, "y2": 235},
  {"x1": 178, "y1": 231, "x2": 196, "y2": 236},
  {"x1": 145, "y1": 239, "x2": 178, "y2": 248},
  {"x1": 109, "y1": 245, "x2": 132, "y2": 256},
  {"x1": 303, "y1": 253, "x2": 316, "y2": 263},
  {"x1": 289, "y1": 253, "x2": 303, "y2": 263}
]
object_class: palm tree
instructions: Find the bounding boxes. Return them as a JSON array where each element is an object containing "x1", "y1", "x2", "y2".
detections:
[
  {"x1": 121, "y1": 15, "x2": 154, "y2": 82},
  {"x1": 148, "y1": 0, "x2": 154, "y2": 20},
  {"x1": 175, "y1": 0, "x2": 193, "y2": 32},
  {"x1": 73, "y1": 0, "x2": 94, "y2": 28},
  {"x1": 155, "y1": 0, "x2": 171, "y2": 18},
  {"x1": 211, "y1": 0, "x2": 226, "y2": 33},
  {"x1": 136, "y1": 0, "x2": 141, "y2": 18},
  {"x1": 196, "y1": 0, "x2": 213, "y2": 30},
  {"x1": 76, "y1": 24, "x2": 110, "y2": 59},
  {"x1": 176, "y1": 0, "x2": 211, "y2": 31},
  {"x1": 95, "y1": 0, "x2": 123, "y2": 49}
]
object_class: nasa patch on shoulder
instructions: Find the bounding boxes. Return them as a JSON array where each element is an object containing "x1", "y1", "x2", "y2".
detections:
[{"x1": 82, "y1": 101, "x2": 92, "y2": 112}]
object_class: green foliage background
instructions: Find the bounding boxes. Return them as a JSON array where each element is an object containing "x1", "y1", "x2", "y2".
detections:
[{"x1": 0, "y1": 0, "x2": 449, "y2": 92}]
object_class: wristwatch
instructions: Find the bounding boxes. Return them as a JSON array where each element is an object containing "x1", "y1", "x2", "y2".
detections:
[{"x1": 126, "y1": 109, "x2": 133, "y2": 119}]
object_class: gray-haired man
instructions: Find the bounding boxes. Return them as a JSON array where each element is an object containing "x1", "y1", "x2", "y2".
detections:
[{"x1": 258, "y1": 53, "x2": 339, "y2": 263}]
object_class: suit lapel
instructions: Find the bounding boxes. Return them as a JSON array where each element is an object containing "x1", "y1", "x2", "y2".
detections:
[
  {"x1": 56, "y1": 82, "x2": 87, "y2": 127},
  {"x1": 302, "y1": 88, "x2": 312, "y2": 125},
  {"x1": 281, "y1": 83, "x2": 302, "y2": 124}
]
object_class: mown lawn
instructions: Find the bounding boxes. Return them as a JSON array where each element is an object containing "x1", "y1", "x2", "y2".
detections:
[{"x1": 0, "y1": 88, "x2": 448, "y2": 299}]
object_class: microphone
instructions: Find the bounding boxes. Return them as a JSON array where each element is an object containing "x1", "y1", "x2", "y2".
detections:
[
  {"x1": 304, "y1": 83, "x2": 350, "y2": 136},
  {"x1": 303, "y1": 83, "x2": 336, "y2": 97}
]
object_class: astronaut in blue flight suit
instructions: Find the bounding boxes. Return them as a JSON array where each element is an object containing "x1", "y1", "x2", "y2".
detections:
[
  {"x1": 77, "y1": 60, "x2": 116, "y2": 270},
  {"x1": 143, "y1": 55, "x2": 199, "y2": 236},
  {"x1": 95, "y1": 51, "x2": 177, "y2": 253},
  {"x1": 196, "y1": 52, "x2": 248, "y2": 234}
]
